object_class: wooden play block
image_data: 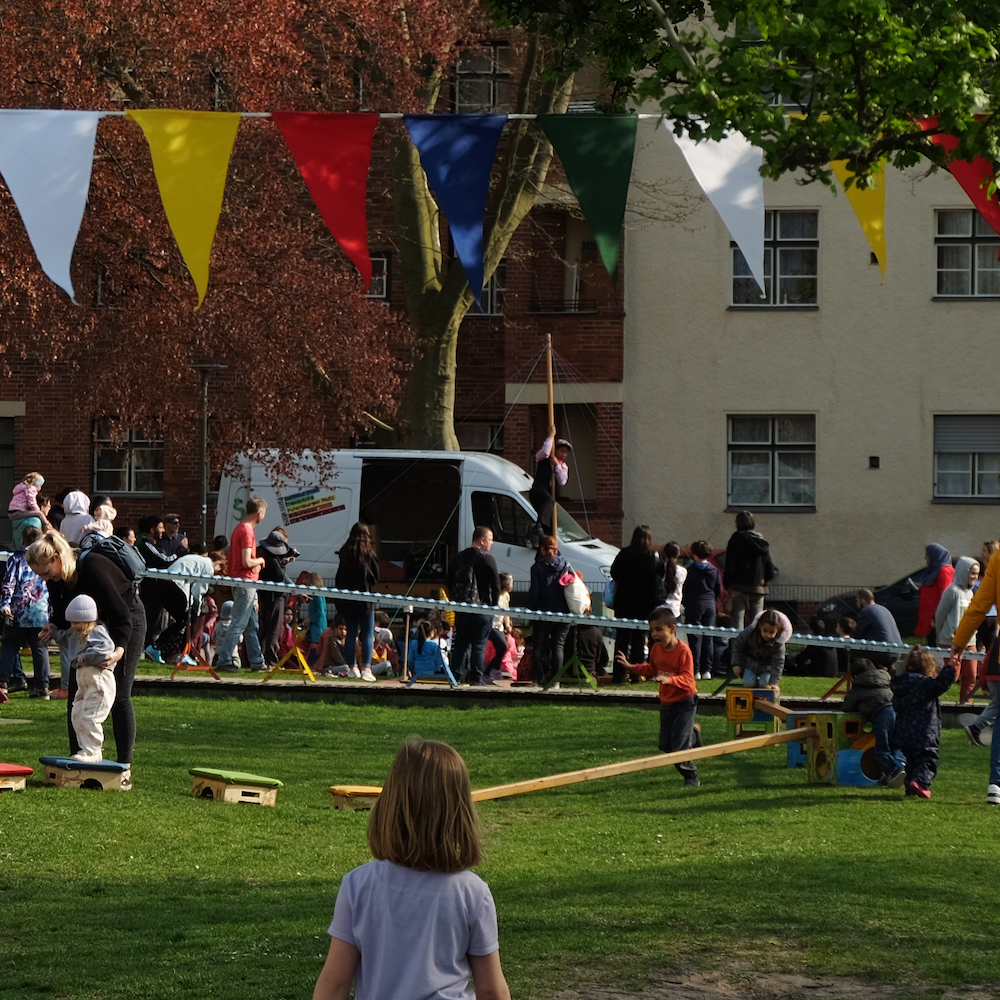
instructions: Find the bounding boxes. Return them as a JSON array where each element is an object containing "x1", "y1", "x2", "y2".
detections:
[
  {"x1": 327, "y1": 784, "x2": 383, "y2": 811},
  {"x1": 0, "y1": 762, "x2": 33, "y2": 791},
  {"x1": 38, "y1": 756, "x2": 130, "y2": 791},
  {"x1": 189, "y1": 767, "x2": 283, "y2": 806}
]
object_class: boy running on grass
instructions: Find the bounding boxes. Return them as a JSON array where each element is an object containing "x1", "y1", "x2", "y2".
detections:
[{"x1": 616, "y1": 608, "x2": 701, "y2": 787}]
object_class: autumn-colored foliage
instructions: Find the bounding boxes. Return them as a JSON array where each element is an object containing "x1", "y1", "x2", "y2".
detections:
[{"x1": 0, "y1": 2, "x2": 483, "y2": 469}]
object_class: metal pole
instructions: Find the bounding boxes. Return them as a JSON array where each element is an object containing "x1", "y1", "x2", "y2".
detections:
[{"x1": 546, "y1": 335, "x2": 557, "y2": 537}]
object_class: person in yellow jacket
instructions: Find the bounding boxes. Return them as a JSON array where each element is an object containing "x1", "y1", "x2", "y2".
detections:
[{"x1": 951, "y1": 547, "x2": 1000, "y2": 805}]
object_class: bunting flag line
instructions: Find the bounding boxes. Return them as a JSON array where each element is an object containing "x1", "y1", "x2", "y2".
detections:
[
  {"x1": 126, "y1": 109, "x2": 242, "y2": 309},
  {"x1": 539, "y1": 115, "x2": 638, "y2": 287},
  {"x1": 403, "y1": 113, "x2": 508, "y2": 307},
  {"x1": 829, "y1": 160, "x2": 887, "y2": 279},
  {"x1": 669, "y1": 123, "x2": 766, "y2": 295},
  {"x1": 921, "y1": 118, "x2": 1000, "y2": 236},
  {"x1": 0, "y1": 109, "x2": 106, "y2": 303},
  {"x1": 272, "y1": 112, "x2": 379, "y2": 290}
]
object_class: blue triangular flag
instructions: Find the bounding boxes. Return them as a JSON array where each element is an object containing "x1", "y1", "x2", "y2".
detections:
[{"x1": 403, "y1": 114, "x2": 508, "y2": 306}]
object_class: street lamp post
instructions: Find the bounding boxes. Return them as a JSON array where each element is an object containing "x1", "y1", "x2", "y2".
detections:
[{"x1": 192, "y1": 361, "x2": 228, "y2": 545}]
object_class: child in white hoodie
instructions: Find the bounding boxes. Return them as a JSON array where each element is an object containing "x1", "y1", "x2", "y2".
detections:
[
  {"x1": 52, "y1": 595, "x2": 117, "y2": 763},
  {"x1": 935, "y1": 555, "x2": 980, "y2": 704}
]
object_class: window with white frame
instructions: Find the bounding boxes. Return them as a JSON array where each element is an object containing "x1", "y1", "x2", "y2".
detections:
[
  {"x1": 934, "y1": 415, "x2": 1000, "y2": 500},
  {"x1": 468, "y1": 263, "x2": 505, "y2": 317},
  {"x1": 366, "y1": 252, "x2": 390, "y2": 300},
  {"x1": 935, "y1": 210, "x2": 1000, "y2": 297},
  {"x1": 454, "y1": 43, "x2": 511, "y2": 112},
  {"x1": 728, "y1": 415, "x2": 816, "y2": 507},
  {"x1": 732, "y1": 210, "x2": 818, "y2": 306},
  {"x1": 93, "y1": 424, "x2": 164, "y2": 494}
]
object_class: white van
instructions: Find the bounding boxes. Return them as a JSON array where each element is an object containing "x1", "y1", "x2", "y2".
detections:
[{"x1": 213, "y1": 450, "x2": 618, "y2": 596}]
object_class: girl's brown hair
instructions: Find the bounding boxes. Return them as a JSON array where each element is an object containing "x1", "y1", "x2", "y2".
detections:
[
  {"x1": 367, "y1": 739, "x2": 481, "y2": 873},
  {"x1": 338, "y1": 521, "x2": 376, "y2": 566},
  {"x1": 905, "y1": 646, "x2": 939, "y2": 676}
]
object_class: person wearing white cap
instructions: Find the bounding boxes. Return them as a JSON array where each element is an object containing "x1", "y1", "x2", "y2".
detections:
[{"x1": 51, "y1": 594, "x2": 116, "y2": 764}]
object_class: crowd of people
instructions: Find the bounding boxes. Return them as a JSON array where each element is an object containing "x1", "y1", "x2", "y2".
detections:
[{"x1": 6, "y1": 466, "x2": 1000, "y2": 801}]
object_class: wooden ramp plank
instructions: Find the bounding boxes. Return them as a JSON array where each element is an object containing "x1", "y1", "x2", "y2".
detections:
[
  {"x1": 753, "y1": 698, "x2": 793, "y2": 720},
  {"x1": 470, "y1": 727, "x2": 816, "y2": 802}
]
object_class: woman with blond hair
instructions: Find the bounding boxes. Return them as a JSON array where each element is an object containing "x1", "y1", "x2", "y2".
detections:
[{"x1": 27, "y1": 530, "x2": 144, "y2": 781}]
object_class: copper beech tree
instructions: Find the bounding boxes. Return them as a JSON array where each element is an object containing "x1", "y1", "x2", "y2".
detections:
[{"x1": 0, "y1": 0, "x2": 495, "y2": 468}]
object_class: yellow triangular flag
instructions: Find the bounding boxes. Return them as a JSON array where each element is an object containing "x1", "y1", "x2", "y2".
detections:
[
  {"x1": 830, "y1": 159, "x2": 887, "y2": 280},
  {"x1": 127, "y1": 110, "x2": 241, "y2": 308}
]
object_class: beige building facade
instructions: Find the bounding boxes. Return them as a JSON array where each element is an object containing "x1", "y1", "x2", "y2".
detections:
[{"x1": 623, "y1": 123, "x2": 1000, "y2": 589}]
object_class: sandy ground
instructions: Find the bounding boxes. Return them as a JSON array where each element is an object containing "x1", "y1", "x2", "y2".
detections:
[{"x1": 546, "y1": 969, "x2": 1000, "y2": 1000}]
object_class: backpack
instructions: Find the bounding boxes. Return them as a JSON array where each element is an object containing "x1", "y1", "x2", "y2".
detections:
[
  {"x1": 78, "y1": 531, "x2": 147, "y2": 582},
  {"x1": 450, "y1": 550, "x2": 481, "y2": 604}
]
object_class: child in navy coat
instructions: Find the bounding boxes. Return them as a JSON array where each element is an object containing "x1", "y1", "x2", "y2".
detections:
[{"x1": 891, "y1": 646, "x2": 956, "y2": 798}]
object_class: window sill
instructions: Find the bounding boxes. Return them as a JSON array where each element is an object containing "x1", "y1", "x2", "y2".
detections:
[
  {"x1": 96, "y1": 492, "x2": 165, "y2": 499},
  {"x1": 932, "y1": 496, "x2": 1000, "y2": 505},
  {"x1": 725, "y1": 505, "x2": 816, "y2": 514},
  {"x1": 727, "y1": 305, "x2": 819, "y2": 312},
  {"x1": 931, "y1": 296, "x2": 1000, "y2": 302}
]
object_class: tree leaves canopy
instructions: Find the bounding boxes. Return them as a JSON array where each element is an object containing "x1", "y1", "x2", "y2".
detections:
[{"x1": 485, "y1": 0, "x2": 1000, "y2": 186}]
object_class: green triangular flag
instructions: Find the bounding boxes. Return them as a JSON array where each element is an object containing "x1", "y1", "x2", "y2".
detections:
[{"x1": 539, "y1": 115, "x2": 638, "y2": 286}]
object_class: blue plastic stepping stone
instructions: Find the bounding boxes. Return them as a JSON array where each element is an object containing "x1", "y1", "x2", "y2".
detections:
[{"x1": 39, "y1": 756, "x2": 130, "y2": 772}]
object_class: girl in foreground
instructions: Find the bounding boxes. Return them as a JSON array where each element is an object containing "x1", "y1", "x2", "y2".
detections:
[{"x1": 313, "y1": 739, "x2": 511, "y2": 1000}]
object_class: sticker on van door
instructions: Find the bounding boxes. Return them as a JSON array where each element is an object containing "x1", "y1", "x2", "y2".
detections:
[{"x1": 277, "y1": 488, "x2": 346, "y2": 526}]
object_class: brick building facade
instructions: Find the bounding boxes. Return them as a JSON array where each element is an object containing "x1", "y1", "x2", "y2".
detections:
[{"x1": 0, "y1": 42, "x2": 626, "y2": 552}]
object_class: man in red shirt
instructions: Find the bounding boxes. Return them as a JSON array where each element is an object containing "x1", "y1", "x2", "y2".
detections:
[{"x1": 216, "y1": 498, "x2": 267, "y2": 672}]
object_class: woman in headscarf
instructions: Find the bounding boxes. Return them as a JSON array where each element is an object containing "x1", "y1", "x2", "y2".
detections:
[{"x1": 914, "y1": 543, "x2": 954, "y2": 645}]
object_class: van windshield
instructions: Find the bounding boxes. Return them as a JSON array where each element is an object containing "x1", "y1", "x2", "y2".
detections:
[{"x1": 519, "y1": 493, "x2": 591, "y2": 543}]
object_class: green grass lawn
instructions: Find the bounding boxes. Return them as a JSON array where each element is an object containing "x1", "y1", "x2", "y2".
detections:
[{"x1": 2, "y1": 695, "x2": 997, "y2": 1000}]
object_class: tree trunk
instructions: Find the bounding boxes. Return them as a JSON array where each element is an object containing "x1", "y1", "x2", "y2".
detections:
[{"x1": 391, "y1": 33, "x2": 578, "y2": 450}]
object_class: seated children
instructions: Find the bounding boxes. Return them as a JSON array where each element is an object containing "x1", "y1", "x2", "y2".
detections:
[
  {"x1": 732, "y1": 609, "x2": 792, "y2": 688},
  {"x1": 53, "y1": 595, "x2": 116, "y2": 763},
  {"x1": 321, "y1": 616, "x2": 350, "y2": 677},
  {"x1": 615, "y1": 608, "x2": 701, "y2": 787},
  {"x1": 277, "y1": 605, "x2": 295, "y2": 660},
  {"x1": 842, "y1": 657, "x2": 907, "y2": 787},
  {"x1": 891, "y1": 646, "x2": 957, "y2": 798},
  {"x1": 407, "y1": 620, "x2": 452, "y2": 681}
]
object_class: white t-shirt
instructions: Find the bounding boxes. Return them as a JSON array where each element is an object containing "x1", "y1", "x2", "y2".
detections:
[
  {"x1": 665, "y1": 564, "x2": 687, "y2": 616},
  {"x1": 329, "y1": 859, "x2": 499, "y2": 1000}
]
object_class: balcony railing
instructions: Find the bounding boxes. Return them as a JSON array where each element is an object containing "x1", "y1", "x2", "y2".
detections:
[{"x1": 527, "y1": 299, "x2": 598, "y2": 315}]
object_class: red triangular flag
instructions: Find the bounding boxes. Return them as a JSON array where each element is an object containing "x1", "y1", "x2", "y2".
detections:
[
  {"x1": 272, "y1": 112, "x2": 379, "y2": 289},
  {"x1": 921, "y1": 117, "x2": 1000, "y2": 235}
]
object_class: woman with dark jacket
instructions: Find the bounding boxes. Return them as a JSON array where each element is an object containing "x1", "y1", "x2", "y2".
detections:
[
  {"x1": 27, "y1": 530, "x2": 145, "y2": 780},
  {"x1": 724, "y1": 511, "x2": 776, "y2": 630},
  {"x1": 527, "y1": 535, "x2": 571, "y2": 684},
  {"x1": 609, "y1": 525, "x2": 662, "y2": 683},
  {"x1": 257, "y1": 526, "x2": 299, "y2": 666},
  {"x1": 334, "y1": 522, "x2": 380, "y2": 682}
]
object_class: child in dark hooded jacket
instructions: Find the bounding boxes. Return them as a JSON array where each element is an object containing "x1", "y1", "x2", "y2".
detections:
[
  {"x1": 843, "y1": 657, "x2": 907, "y2": 787},
  {"x1": 891, "y1": 646, "x2": 956, "y2": 798}
]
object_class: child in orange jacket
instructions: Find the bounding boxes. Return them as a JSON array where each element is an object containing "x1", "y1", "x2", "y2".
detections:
[{"x1": 616, "y1": 607, "x2": 701, "y2": 786}]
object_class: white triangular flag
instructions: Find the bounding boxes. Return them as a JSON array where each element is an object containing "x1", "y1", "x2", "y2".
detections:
[
  {"x1": 668, "y1": 120, "x2": 766, "y2": 295},
  {"x1": 0, "y1": 110, "x2": 106, "y2": 303}
]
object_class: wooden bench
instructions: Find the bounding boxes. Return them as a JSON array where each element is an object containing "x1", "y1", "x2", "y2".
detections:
[
  {"x1": 327, "y1": 784, "x2": 383, "y2": 811},
  {"x1": 0, "y1": 762, "x2": 33, "y2": 791},
  {"x1": 38, "y1": 756, "x2": 131, "y2": 791},
  {"x1": 189, "y1": 767, "x2": 283, "y2": 806}
]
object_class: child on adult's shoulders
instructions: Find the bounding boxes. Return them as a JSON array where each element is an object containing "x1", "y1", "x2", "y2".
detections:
[{"x1": 615, "y1": 608, "x2": 701, "y2": 787}]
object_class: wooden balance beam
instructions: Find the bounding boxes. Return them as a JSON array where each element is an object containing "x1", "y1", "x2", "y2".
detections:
[
  {"x1": 752, "y1": 698, "x2": 793, "y2": 721},
  {"x1": 328, "y1": 728, "x2": 818, "y2": 808}
]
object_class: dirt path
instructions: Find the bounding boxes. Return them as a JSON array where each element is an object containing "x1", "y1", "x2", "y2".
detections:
[{"x1": 547, "y1": 969, "x2": 999, "y2": 1000}]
